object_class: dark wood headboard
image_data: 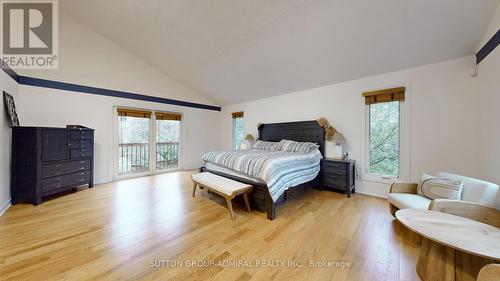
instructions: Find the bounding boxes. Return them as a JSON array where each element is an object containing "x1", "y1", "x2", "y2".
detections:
[{"x1": 258, "y1": 120, "x2": 326, "y2": 156}]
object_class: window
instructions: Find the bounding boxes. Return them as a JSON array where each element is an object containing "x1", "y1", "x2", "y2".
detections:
[
  {"x1": 116, "y1": 108, "x2": 182, "y2": 178},
  {"x1": 155, "y1": 112, "x2": 181, "y2": 171},
  {"x1": 232, "y1": 111, "x2": 244, "y2": 150},
  {"x1": 368, "y1": 101, "x2": 400, "y2": 177},
  {"x1": 117, "y1": 109, "x2": 151, "y2": 176},
  {"x1": 363, "y1": 87, "x2": 405, "y2": 179}
]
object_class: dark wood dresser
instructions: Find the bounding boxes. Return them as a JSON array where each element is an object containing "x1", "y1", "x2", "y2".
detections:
[
  {"x1": 321, "y1": 158, "x2": 356, "y2": 197},
  {"x1": 11, "y1": 126, "x2": 94, "y2": 205}
]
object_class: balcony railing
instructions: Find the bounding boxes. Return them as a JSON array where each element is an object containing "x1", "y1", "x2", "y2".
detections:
[
  {"x1": 118, "y1": 142, "x2": 179, "y2": 175},
  {"x1": 156, "y1": 142, "x2": 179, "y2": 170}
]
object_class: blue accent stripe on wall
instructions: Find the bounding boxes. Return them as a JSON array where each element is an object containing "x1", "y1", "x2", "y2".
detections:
[
  {"x1": 1, "y1": 65, "x2": 220, "y2": 111},
  {"x1": 16, "y1": 76, "x2": 221, "y2": 111},
  {"x1": 1, "y1": 65, "x2": 19, "y2": 82},
  {"x1": 476, "y1": 29, "x2": 500, "y2": 65}
]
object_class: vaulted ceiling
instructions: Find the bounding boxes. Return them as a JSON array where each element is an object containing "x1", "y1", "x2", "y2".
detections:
[{"x1": 60, "y1": 0, "x2": 499, "y2": 106}]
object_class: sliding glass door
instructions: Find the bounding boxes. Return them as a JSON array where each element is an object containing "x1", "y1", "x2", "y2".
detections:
[
  {"x1": 155, "y1": 113, "x2": 181, "y2": 171},
  {"x1": 116, "y1": 108, "x2": 181, "y2": 179}
]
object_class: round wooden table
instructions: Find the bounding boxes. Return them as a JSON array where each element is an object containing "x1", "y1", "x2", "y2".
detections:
[{"x1": 396, "y1": 209, "x2": 500, "y2": 281}]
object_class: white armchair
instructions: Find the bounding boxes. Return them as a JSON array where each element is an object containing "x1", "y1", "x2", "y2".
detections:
[{"x1": 388, "y1": 172, "x2": 499, "y2": 217}]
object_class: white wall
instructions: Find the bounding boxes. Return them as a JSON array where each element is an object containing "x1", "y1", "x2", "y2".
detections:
[
  {"x1": 220, "y1": 57, "x2": 480, "y2": 197},
  {"x1": 476, "y1": 2, "x2": 500, "y2": 50},
  {"x1": 12, "y1": 10, "x2": 221, "y2": 185},
  {"x1": 477, "y1": 3, "x2": 500, "y2": 186},
  {"x1": 19, "y1": 11, "x2": 216, "y2": 106},
  {"x1": 0, "y1": 72, "x2": 19, "y2": 214},
  {"x1": 17, "y1": 85, "x2": 219, "y2": 185}
]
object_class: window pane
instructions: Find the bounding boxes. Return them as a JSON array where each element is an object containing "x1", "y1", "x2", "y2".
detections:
[
  {"x1": 156, "y1": 120, "x2": 180, "y2": 170},
  {"x1": 118, "y1": 116, "x2": 150, "y2": 175},
  {"x1": 369, "y1": 101, "x2": 400, "y2": 177},
  {"x1": 233, "y1": 117, "x2": 244, "y2": 149}
]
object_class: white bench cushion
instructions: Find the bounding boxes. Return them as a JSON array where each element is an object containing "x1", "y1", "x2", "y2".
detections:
[
  {"x1": 192, "y1": 172, "x2": 252, "y2": 196},
  {"x1": 388, "y1": 193, "x2": 432, "y2": 210}
]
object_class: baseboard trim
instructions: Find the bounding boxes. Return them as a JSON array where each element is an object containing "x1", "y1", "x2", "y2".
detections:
[
  {"x1": 356, "y1": 190, "x2": 387, "y2": 199},
  {"x1": 0, "y1": 199, "x2": 11, "y2": 217}
]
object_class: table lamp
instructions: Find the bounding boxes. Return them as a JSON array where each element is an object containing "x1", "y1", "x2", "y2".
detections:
[
  {"x1": 331, "y1": 132, "x2": 345, "y2": 159},
  {"x1": 244, "y1": 134, "x2": 255, "y2": 149}
]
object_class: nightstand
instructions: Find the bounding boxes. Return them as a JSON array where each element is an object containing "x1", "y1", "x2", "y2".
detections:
[{"x1": 321, "y1": 158, "x2": 356, "y2": 197}]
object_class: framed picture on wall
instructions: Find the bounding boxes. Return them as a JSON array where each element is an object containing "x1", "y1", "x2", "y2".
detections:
[{"x1": 3, "y1": 91, "x2": 20, "y2": 127}]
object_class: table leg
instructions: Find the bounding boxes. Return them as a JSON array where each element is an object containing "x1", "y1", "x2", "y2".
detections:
[
  {"x1": 417, "y1": 238, "x2": 455, "y2": 281},
  {"x1": 192, "y1": 182, "x2": 197, "y2": 197},
  {"x1": 243, "y1": 193, "x2": 251, "y2": 212},
  {"x1": 225, "y1": 197, "x2": 235, "y2": 220},
  {"x1": 417, "y1": 238, "x2": 494, "y2": 281},
  {"x1": 455, "y1": 250, "x2": 494, "y2": 281}
]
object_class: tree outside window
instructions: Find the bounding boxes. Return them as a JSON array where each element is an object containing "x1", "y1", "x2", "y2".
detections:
[
  {"x1": 368, "y1": 101, "x2": 400, "y2": 177},
  {"x1": 233, "y1": 117, "x2": 244, "y2": 150}
]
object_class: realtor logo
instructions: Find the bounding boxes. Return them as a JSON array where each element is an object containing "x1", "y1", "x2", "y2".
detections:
[{"x1": 1, "y1": 1, "x2": 58, "y2": 69}]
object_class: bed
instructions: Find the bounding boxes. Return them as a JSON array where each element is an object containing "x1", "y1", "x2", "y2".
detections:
[{"x1": 201, "y1": 120, "x2": 325, "y2": 220}]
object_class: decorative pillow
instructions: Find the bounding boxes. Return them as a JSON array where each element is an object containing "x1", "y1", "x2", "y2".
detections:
[
  {"x1": 277, "y1": 139, "x2": 319, "y2": 153},
  {"x1": 417, "y1": 174, "x2": 464, "y2": 200},
  {"x1": 252, "y1": 140, "x2": 279, "y2": 150}
]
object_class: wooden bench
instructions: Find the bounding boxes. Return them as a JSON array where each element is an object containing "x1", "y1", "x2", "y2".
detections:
[{"x1": 192, "y1": 172, "x2": 253, "y2": 220}]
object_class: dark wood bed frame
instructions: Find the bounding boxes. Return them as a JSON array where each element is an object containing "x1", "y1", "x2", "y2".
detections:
[{"x1": 202, "y1": 120, "x2": 325, "y2": 220}]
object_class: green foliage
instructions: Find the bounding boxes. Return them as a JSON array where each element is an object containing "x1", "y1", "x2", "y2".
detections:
[
  {"x1": 157, "y1": 120, "x2": 180, "y2": 142},
  {"x1": 233, "y1": 117, "x2": 244, "y2": 149},
  {"x1": 369, "y1": 101, "x2": 400, "y2": 177},
  {"x1": 118, "y1": 116, "x2": 150, "y2": 143},
  {"x1": 118, "y1": 117, "x2": 180, "y2": 173},
  {"x1": 156, "y1": 120, "x2": 180, "y2": 169}
]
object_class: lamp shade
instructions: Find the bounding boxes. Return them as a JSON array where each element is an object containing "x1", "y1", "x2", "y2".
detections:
[
  {"x1": 244, "y1": 134, "x2": 255, "y2": 141},
  {"x1": 331, "y1": 132, "x2": 345, "y2": 144}
]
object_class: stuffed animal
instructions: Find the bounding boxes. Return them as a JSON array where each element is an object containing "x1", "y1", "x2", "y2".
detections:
[
  {"x1": 317, "y1": 117, "x2": 337, "y2": 140},
  {"x1": 316, "y1": 117, "x2": 328, "y2": 128},
  {"x1": 325, "y1": 125, "x2": 337, "y2": 141}
]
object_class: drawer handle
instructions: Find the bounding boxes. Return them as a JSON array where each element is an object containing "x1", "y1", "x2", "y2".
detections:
[
  {"x1": 79, "y1": 161, "x2": 85, "y2": 164},
  {"x1": 80, "y1": 179, "x2": 85, "y2": 182},
  {"x1": 79, "y1": 167, "x2": 85, "y2": 170},
  {"x1": 56, "y1": 177, "x2": 62, "y2": 181},
  {"x1": 56, "y1": 171, "x2": 61, "y2": 174},
  {"x1": 56, "y1": 184, "x2": 61, "y2": 188},
  {"x1": 55, "y1": 164, "x2": 62, "y2": 168}
]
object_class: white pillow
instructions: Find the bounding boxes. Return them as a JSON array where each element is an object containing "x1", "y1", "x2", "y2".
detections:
[
  {"x1": 252, "y1": 140, "x2": 279, "y2": 150},
  {"x1": 277, "y1": 139, "x2": 319, "y2": 153},
  {"x1": 417, "y1": 174, "x2": 464, "y2": 200}
]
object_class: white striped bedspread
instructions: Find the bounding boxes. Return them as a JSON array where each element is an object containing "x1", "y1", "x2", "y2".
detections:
[{"x1": 201, "y1": 149, "x2": 323, "y2": 202}]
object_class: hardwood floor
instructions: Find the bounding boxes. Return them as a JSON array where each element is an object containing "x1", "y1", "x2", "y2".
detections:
[{"x1": 0, "y1": 171, "x2": 421, "y2": 281}]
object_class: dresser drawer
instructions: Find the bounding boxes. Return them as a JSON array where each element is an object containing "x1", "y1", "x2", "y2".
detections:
[
  {"x1": 321, "y1": 161, "x2": 347, "y2": 175},
  {"x1": 70, "y1": 130, "x2": 93, "y2": 140},
  {"x1": 70, "y1": 148, "x2": 93, "y2": 158},
  {"x1": 69, "y1": 170, "x2": 91, "y2": 186},
  {"x1": 41, "y1": 175, "x2": 66, "y2": 192},
  {"x1": 41, "y1": 171, "x2": 91, "y2": 192},
  {"x1": 42, "y1": 159, "x2": 91, "y2": 178},
  {"x1": 322, "y1": 174, "x2": 348, "y2": 188},
  {"x1": 69, "y1": 139, "x2": 93, "y2": 149}
]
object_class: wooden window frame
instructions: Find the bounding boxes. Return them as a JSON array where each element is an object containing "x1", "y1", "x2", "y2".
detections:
[
  {"x1": 113, "y1": 107, "x2": 184, "y2": 181},
  {"x1": 362, "y1": 87, "x2": 405, "y2": 105},
  {"x1": 232, "y1": 112, "x2": 244, "y2": 150},
  {"x1": 362, "y1": 86, "x2": 411, "y2": 184}
]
